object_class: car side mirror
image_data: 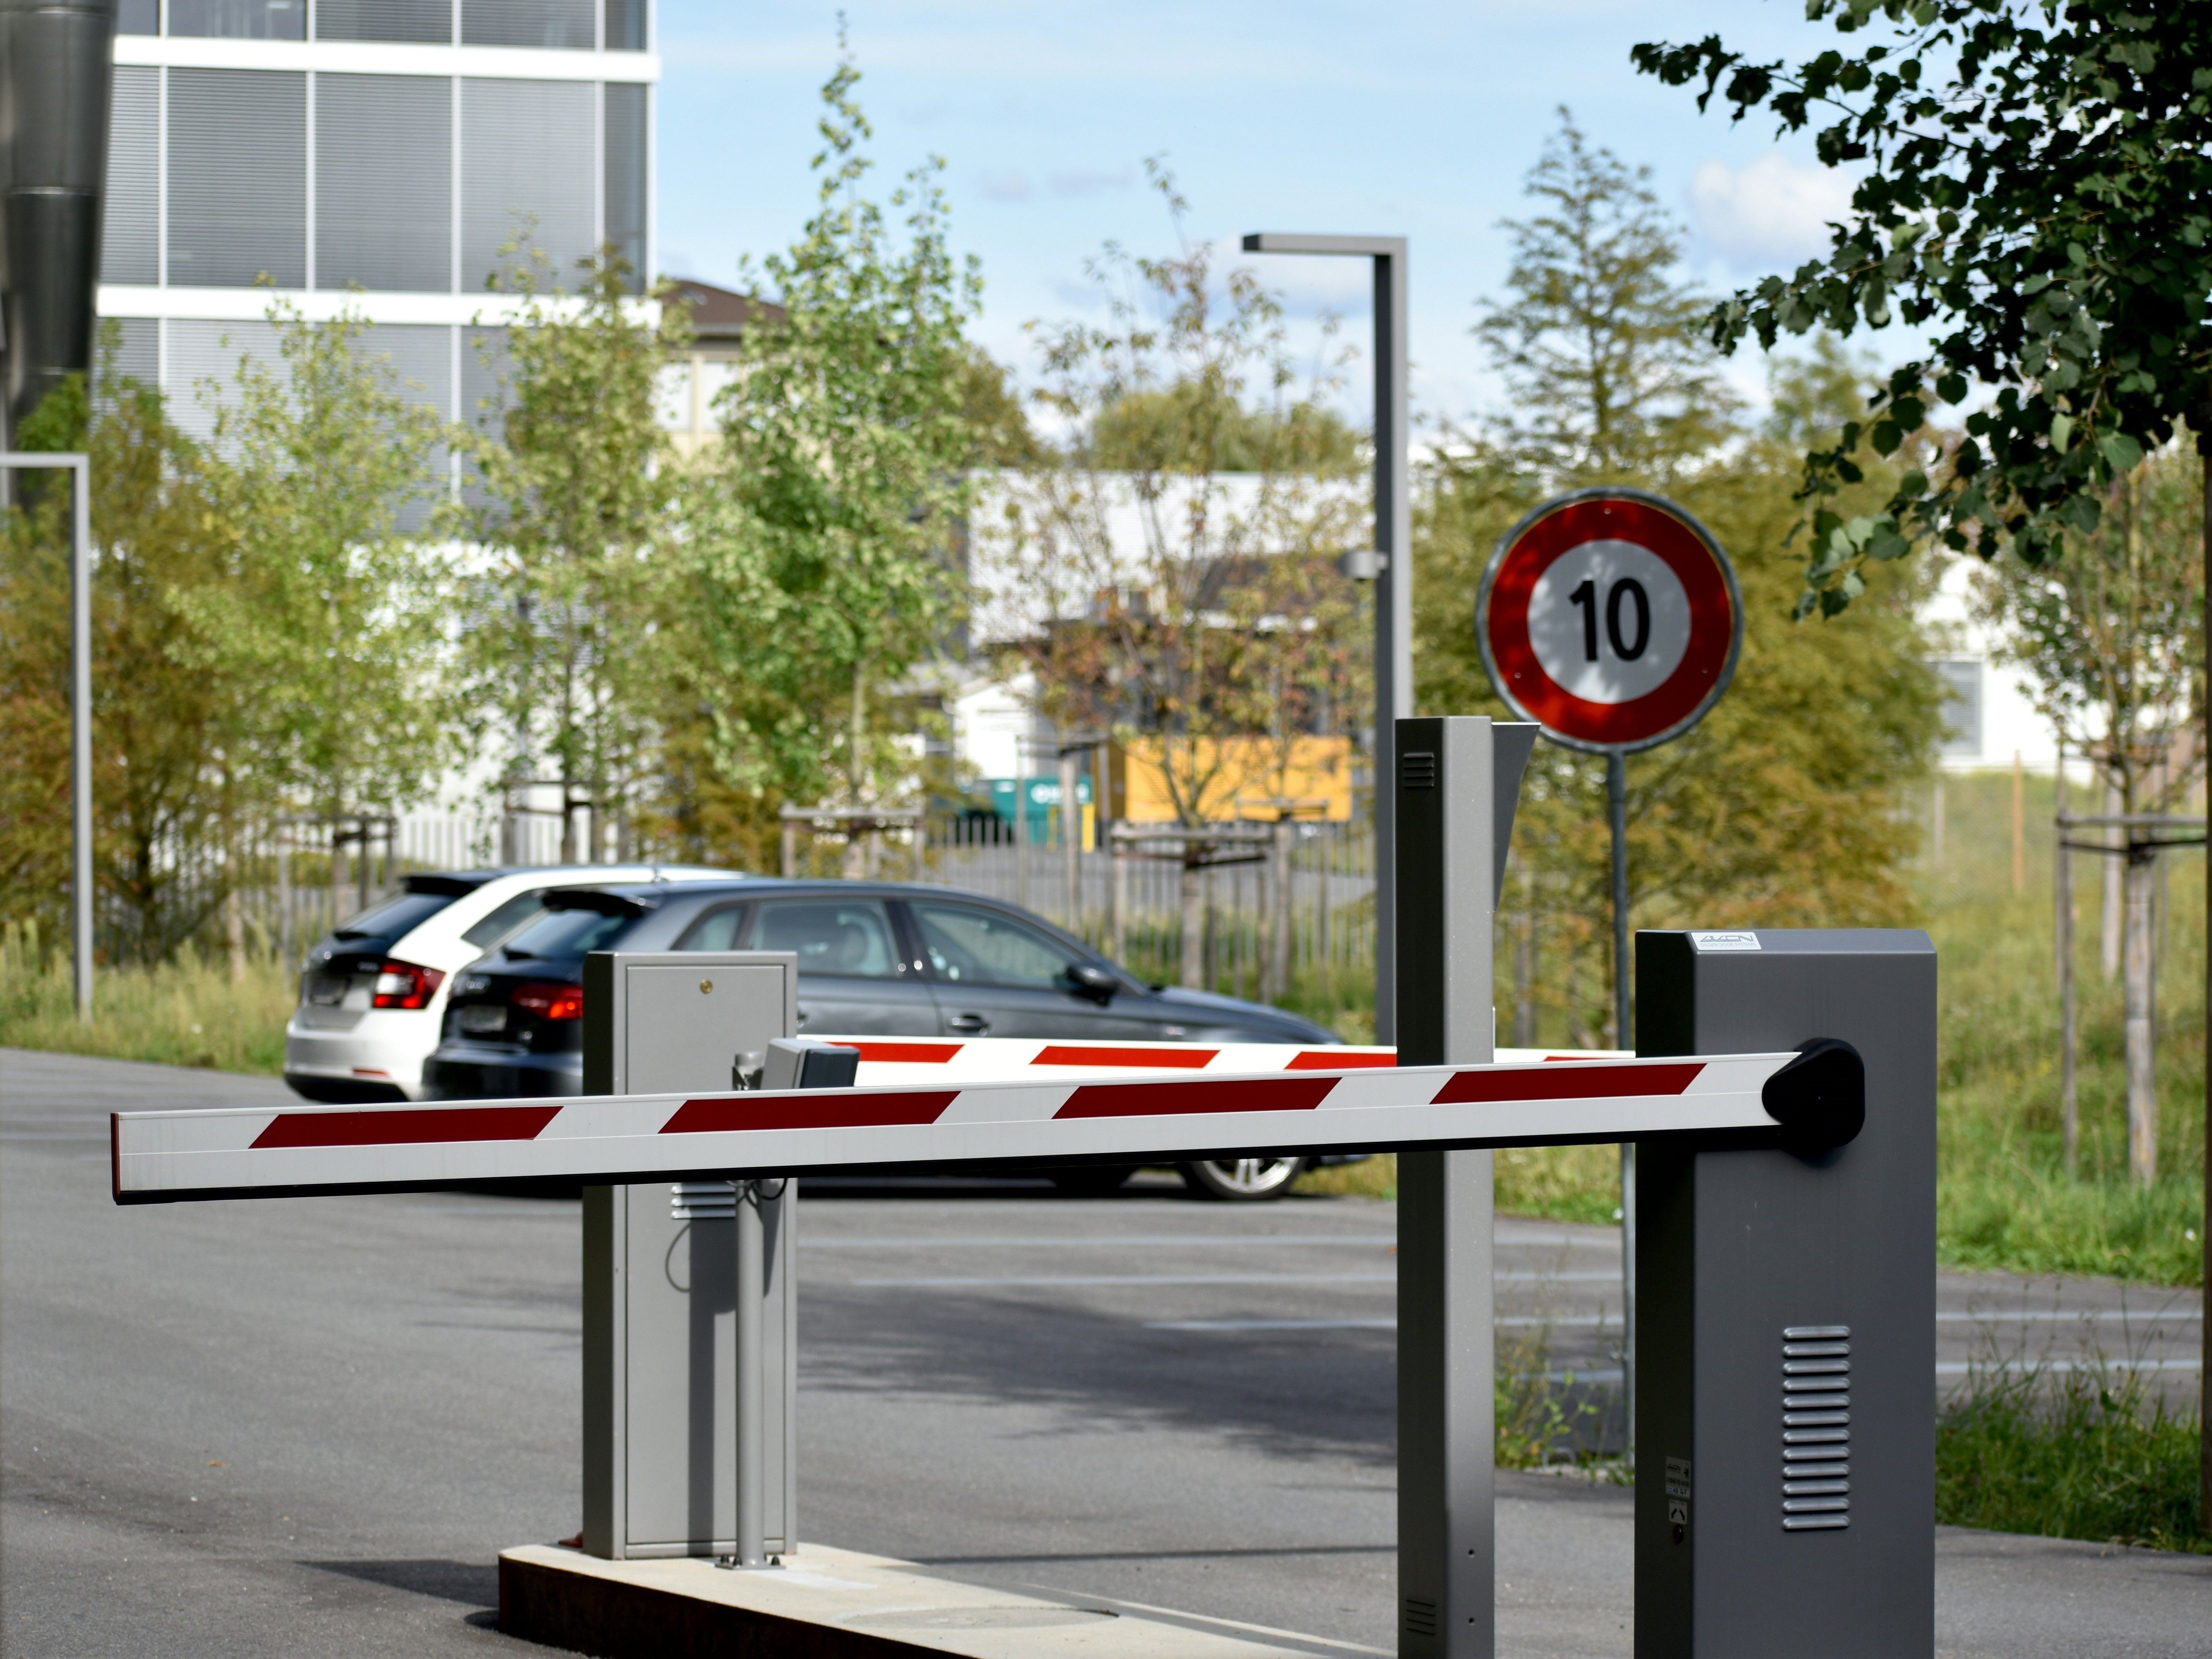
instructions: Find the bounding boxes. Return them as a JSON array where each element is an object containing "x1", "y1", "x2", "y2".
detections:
[{"x1": 1064, "y1": 962, "x2": 1119, "y2": 1005}]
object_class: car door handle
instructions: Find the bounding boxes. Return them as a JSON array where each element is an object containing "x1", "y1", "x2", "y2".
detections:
[
  {"x1": 795, "y1": 1005, "x2": 812, "y2": 1029},
  {"x1": 948, "y1": 1012, "x2": 990, "y2": 1035}
]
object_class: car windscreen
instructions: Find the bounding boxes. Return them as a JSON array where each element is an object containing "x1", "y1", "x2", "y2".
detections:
[
  {"x1": 498, "y1": 905, "x2": 639, "y2": 961},
  {"x1": 328, "y1": 891, "x2": 454, "y2": 944}
]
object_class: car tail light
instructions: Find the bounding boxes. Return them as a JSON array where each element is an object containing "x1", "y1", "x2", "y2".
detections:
[
  {"x1": 511, "y1": 981, "x2": 585, "y2": 1022},
  {"x1": 371, "y1": 960, "x2": 446, "y2": 1010}
]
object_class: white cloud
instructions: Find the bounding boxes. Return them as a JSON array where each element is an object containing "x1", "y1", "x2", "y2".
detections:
[
  {"x1": 1689, "y1": 153, "x2": 1857, "y2": 271},
  {"x1": 978, "y1": 170, "x2": 1033, "y2": 202},
  {"x1": 1048, "y1": 168, "x2": 1133, "y2": 198}
]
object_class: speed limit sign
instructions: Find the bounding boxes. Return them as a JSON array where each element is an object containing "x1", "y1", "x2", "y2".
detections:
[{"x1": 1477, "y1": 487, "x2": 1741, "y2": 752}]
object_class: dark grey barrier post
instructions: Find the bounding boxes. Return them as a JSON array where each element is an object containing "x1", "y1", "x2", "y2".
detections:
[
  {"x1": 582, "y1": 952, "x2": 801, "y2": 1562},
  {"x1": 1395, "y1": 715, "x2": 1537, "y2": 1658},
  {"x1": 1633, "y1": 929, "x2": 1935, "y2": 1657}
]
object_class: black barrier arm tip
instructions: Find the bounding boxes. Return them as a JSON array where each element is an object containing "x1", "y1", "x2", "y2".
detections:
[{"x1": 1760, "y1": 1038, "x2": 1866, "y2": 1152}]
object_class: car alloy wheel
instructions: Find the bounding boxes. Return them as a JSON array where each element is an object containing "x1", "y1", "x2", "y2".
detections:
[{"x1": 1179, "y1": 1156, "x2": 1306, "y2": 1202}]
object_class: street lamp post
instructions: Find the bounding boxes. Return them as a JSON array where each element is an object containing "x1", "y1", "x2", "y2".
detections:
[
  {"x1": 1251, "y1": 236, "x2": 1509, "y2": 1659},
  {"x1": 2, "y1": 452, "x2": 94, "y2": 1021},
  {"x1": 1241, "y1": 234, "x2": 1409, "y2": 1042}
]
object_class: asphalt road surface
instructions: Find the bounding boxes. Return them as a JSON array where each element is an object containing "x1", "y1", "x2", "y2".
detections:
[{"x1": 4, "y1": 1049, "x2": 2206, "y2": 1657}]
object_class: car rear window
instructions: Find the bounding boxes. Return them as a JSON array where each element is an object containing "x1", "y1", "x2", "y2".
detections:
[
  {"x1": 500, "y1": 906, "x2": 638, "y2": 961},
  {"x1": 329, "y1": 891, "x2": 453, "y2": 943},
  {"x1": 461, "y1": 888, "x2": 549, "y2": 948}
]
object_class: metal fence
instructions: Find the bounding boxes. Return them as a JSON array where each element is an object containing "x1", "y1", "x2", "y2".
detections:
[
  {"x1": 73, "y1": 801, "x2": 1375, "y2": 1003},
  {"x1": 89, "y1": 811, "x2": 555, "y2": 968},
  {"x1": 924, "y1": 814, "x2": 1376, "y2": 1003}
]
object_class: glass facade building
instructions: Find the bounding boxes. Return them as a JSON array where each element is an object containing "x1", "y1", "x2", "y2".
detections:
[{"x1": 97, "y1": 0, "x2": 656, "y2": 438}]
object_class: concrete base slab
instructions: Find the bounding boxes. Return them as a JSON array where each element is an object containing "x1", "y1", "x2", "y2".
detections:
[{"x1": 498, "y1": 1540, "x2": 1365, "y2": 1659}]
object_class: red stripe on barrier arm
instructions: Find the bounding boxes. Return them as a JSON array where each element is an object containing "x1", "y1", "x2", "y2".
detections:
[
  {"x1": 1055, "y1": 1076, "x2": 1338, "y2": 1119},
  {"x1": 842, "y1": 1041, "x2": 962, "y2": 1063},
  {"x1": 661, "y1": 1091, "x2": 961, "y2": 1134},
  {"x1": 1429, "y1": 1062, "x2": 1703, "y2": 1104},
  {"x1": 1033, "y1": 1045, "x2": 1218, "y2": 1069},
  {"x1": 1285, "y1": 1049, "x2": 1396, "y2": 1070},
  {"x1": 249, "y1": 1104, "x2": 563, "y2": 1149}
]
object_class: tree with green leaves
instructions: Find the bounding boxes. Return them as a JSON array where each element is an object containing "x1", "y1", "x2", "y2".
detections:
[
  {"x1": 464, "y1": 252, "x2": 686, "y2": 862},
  {"x1": 688, "y1": 49, "x2": 979, "y2": 863},
  {"x1": 1632, "y1": 0, "x2": 2211, "y2": 1509},
  {"x1": 1422, "y1": 115, "x2": 1942, "y2": 1045},
  {"x1": 182, "y1": 304, "x2": 455, "y2": 901},
  {"x1": 1632, "y1": 2, "x2": 2212, "y2": 606},
  {"x1": 1474, "y1": 111, "x2": 1738, "y2": 486},
  {"x1": 0, "y1": 347, "x2": 253, "y2": 962},
  {"x1": 981, "y1": 165, "x2": 1367, "y2": 983}
]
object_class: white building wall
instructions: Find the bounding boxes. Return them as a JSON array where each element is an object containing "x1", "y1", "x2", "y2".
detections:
[{"x1": 1920, "y1": 555, "x2": 2071, "y2": 774}]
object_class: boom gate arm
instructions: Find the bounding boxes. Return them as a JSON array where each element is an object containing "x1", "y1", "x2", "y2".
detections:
[{"x1": 109, "y1": 1045, "x2": 1858, "y2": 1204}]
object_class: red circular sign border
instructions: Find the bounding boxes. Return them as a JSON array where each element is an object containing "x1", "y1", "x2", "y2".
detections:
[{"x1": 1477, "y1": 489, "x2": 1742, "y2": 753}]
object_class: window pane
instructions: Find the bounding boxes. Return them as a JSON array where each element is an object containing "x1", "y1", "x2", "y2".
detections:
[
  {"x1": 750, "y1": 900, "x2": 899, "y2": 980},
  {"x1": 603, "y1": 0, "x2": 643, "y2": 49},
  {"x1": 317, "y1": 73, "x2": 452, "y2": 291},
  {"x1": 913, "y1": 903, "x2": 1075, "y2": 991},
  {"x1": 503, "y1": 906, "x2": 633, "y2": 958},
  {"x1": 163, "y1": 317, "x2": 282, "y2": 444},
  {"x1": 460, "y1": 77, "x2": 594, "y2": 292},
  {"x1": 101, "y1": 66, "x2": 157, "y2": 284},
  {"x1": 170, "y1": 0, "x2": 306, "y2": 38},
  {"x1": 603, "y1": 81, "x2": 647, "y2": 292},
  {"x1": 462, "y1": 890, "x2": 548, "y2": 948},
  {"x1": 462, "y1": 0, "x2": 592, "y2": 49},
  {"x1": 117, "y1": 0, "x2": 158, "y2": 33},
  {"x1": 316, "y1": 0, "x2": 451, "y2": 42},
  {"x1": 168, "y1": 69, "x2": 305, "y2": 287},
  {"x1": 677, "y1": 904, "x2": 750, "y2": 952}
]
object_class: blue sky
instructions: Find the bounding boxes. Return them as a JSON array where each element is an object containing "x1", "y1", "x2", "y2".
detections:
[{"x1": 655, "y1": 2, "x2": 1888, "y2": 430}]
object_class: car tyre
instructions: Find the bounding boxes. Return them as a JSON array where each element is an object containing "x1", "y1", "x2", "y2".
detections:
[
  {"x1": 1049, "y1": 1165, "x2": 1139, "y2": 1197},
  {"x1": 1178, "y1": 1157, "x2": 1306, "y2": 1202}
]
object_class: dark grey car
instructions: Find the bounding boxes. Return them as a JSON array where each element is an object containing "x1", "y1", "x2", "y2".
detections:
[{"x1": 424, "y1": 878, "x2": 1348, "y2": 1199}]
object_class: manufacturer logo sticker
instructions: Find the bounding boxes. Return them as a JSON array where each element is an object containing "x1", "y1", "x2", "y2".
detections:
[{"x1": 1689, "y1": 931, "x2": 1759, "y2": 952}]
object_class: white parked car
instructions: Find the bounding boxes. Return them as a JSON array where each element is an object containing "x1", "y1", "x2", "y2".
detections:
[{"x1": 282, "y1": 865, "x2": 739, "y2": 1102}]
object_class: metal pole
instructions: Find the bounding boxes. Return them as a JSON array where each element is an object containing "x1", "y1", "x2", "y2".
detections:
[
  {"x1": 1240, "y1": 234, "x2": 1409, "y2": 1039},
  {"x1": 1609, "y1": 748, "x2": 1633, "y2": 1458},
  {"x1": 2194, "y1": 404, "x2": 2210, "y2": 1530},
  {"x1": 1060, "y1": 746, "x2": 1080, "y2": 930},
  {"x1": 732, "y1": 1178, "x2": 767, "y2": 1569},
  {"x1": 1373, "y1": 248, "x2": 1409, "y2": 1044}
]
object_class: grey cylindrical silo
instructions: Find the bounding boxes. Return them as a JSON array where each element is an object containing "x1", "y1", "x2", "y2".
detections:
[{"x1": 0, "y1": 0, "x2": 117, "y2": 444}]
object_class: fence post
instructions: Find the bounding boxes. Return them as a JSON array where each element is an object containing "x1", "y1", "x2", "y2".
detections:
[{"x1": 1110, "y1": 828, "x2": 1127, "y2": 964}]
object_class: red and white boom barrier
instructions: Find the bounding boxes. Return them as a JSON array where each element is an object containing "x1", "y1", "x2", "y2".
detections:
[{"x1": 108, "y1": 1042, "x2": 1858, "y2": 1206}]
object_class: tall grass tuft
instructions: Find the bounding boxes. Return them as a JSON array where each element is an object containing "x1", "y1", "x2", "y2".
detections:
[
  {"x1": 1937, "y1": 1357, "x2": 2207, "y2": 1552},
  {"x1": 0, "y1": 920, "x2": 294, "y2": 1075}
]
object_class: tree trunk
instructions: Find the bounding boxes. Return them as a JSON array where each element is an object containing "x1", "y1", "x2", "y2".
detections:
[
  {"x1": 2123, "y1": 848, "x2": 2158, "y2": 1186},
  {"x1": 2102, "y1": 778, "x2": 2124, "y2": 980},
  {"x1": 1178, "y1": 855, "x2": 1205, "y2": 990},
  {"x1": 2055, "y1": 754, "x2": 2078, "y2": 1173}
]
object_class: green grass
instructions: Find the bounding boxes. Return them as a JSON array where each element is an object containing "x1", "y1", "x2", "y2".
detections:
[
  {"x1": 1936, "y1": 1357, "x2": 2207, "y2": 1552},
  {"x1": 0, "y1": 922, "x2": 294, "y2": 1075}
]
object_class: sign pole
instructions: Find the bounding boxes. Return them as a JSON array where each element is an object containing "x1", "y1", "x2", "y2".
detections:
[
  {"x1": 1477, "y1": 486, "x2": 1742, "y2": 1472},
  {"x1": 1609, "y1": 748, "x2": 1635, "y2": 1456}
]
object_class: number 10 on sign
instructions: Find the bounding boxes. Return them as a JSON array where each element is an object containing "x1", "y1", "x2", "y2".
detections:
[{"x1": 1476, "y1": 486, "x2": 1741, "y2": 1455}]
